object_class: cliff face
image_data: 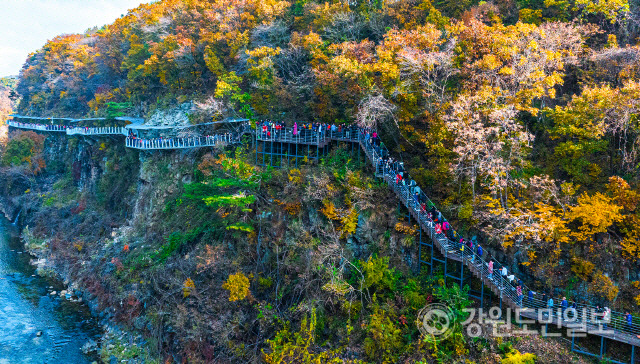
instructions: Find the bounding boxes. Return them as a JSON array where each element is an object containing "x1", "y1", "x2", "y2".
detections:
[{"x1": 1, "y1": 132, "x2": 423, "y2": 362}]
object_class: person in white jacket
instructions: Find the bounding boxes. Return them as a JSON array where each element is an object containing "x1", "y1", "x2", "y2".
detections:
[{"x1": 603, "y1": 307, "x2": 611, "y2": 329}]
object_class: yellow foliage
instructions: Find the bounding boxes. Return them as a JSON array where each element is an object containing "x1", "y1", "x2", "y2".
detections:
[
  {"x1": 263, "y1": 308, "x2": 347, "y2": 363},
  {"x1": 73, "y1": 241, "x2": 84, "y2": 252},
  {"x1": 588, "y1": 272, "x2": 619, "y2": 301},
  {"x1": 275, "y1": 199, "x2": 302, "y2": 216},
  {"x1": 222, "y1": 272, "x2": 250, "y2": 302},
  {"x1": 245, "y1": 46, "x2": 281, "y2": 85},
  {"x1": 607, "y1": 176, "x2": 638, "y2": 211},
  {"x1": 519, "y1": 8, "x2": 542, "y2": 24},
  {"x1": 340, "y1": 207, "x2": 359, "y2": 238},
  {"x1": 567, "y1": 192, "x2": 623, "y2": 241},
  {"x1": 320, "y1": 200, "x2": 341, "y2": 221},
  {"x1": 394, "y1": 222, "x2": 418, "y2": 236},
  {"x1": 321, "y1": 199, "x2": 359, "y2": 238},
  {"x1": 522, "y1": 250, "x2": 537, "y2": 266},
  {"x1": 183, "y1": 278, "x2": 195, "y2": 298},
  {"x1": 214, "y1": 153, "x2": 257, "y2": 181},
  {"x1": 621, "y1": 223, "x2": 640, "y2": 260},
  {"x1": 573, "y1": 0, "x2": 629, "y2": 23},
  {"x1": 570, "y1": 257, "x2": 594, "y2": 280},
  {"x1": 502, "y1": 350, "x2": 537, "y2": 364},
  {"x1": 288, "y1": 168, "x2": 302, "y2": 184},
  {"x1": 534, "y1": 202, "x2": 571, "y2": 245},
  {"x1": 285, "y1": 202, "x2": 301, "y2": 216}
]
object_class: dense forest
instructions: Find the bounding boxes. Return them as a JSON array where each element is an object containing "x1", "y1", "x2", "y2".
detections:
[{"x1": 4, "y1": 0, "x2": 640, "y2": 362}]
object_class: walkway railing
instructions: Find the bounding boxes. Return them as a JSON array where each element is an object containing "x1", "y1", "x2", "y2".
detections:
[
  {"x1": 7, "y1": 121, "x2": 69, "y2": 132},
  {"x1": 8, "y1": 121, "x2": 125, "y2": 136},
  {"x1": 126, "y1": 134, "x2": 238, "y2": 150},
  {"x1": 67, "y1": 127, "x2": 126, "y2": 136}
]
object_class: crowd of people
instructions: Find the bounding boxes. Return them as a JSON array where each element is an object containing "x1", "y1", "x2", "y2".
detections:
[{"x1": 256, "y1": 121, "x2": 359, "y2": 141}]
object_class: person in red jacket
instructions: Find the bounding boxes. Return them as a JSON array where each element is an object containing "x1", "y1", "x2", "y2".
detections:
[{"x1": 435, "y1": 223, "x2": 442, "y2": 234}]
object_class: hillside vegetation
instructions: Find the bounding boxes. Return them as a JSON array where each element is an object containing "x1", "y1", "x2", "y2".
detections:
[
  {"x1": 5, "y1": 0, "x2": 640, "y2": 362},
  {"x1": 16, "y1": 0, "x2": 640, "y2": 303}
]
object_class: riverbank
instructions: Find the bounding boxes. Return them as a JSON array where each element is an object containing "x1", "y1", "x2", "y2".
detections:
[
  {"x1": 21, "y1": 226, "x2": 155, "y2": 363},
  {"x1": 0, "y1": 216, "x2": 101, "y2": 363}
]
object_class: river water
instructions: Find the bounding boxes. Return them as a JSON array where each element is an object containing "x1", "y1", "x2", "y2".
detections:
[{"x1": 0, "y1": 217, "x2": 101, "y2": 363}]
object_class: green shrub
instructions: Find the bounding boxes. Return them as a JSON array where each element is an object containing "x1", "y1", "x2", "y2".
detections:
[{"x1": 363, "y1": 305, "x2": 403, "y2": 363}]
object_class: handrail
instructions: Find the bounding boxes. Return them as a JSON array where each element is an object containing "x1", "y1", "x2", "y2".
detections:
[
  {"x1": 7, "y1": 121, "x2": 126, "y2": 136},
  {"x1": 7, "y1": 120, "x2": 69, "y2": 132},
  {"x1": 67, "y1": 126, "x2": 126, "y2": 136},
  {"x1": 126, "y1": 133, "x2": 238, "y2": 150}
]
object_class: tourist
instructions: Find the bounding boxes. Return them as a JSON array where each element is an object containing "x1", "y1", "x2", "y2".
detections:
[
  {"x1": 516, "y1": 285, "x2": 523, "y2": 306},
  {"x1": 488, "y1": 260, "x2": 494, "y2": 279},
  {"x1": 561, "y1": 297, "x2": 568, "y2": 318},
  {"x1": 436, "y1": 223, "x2": 445, "y2": 236},
  {"x1": 595, "y1": 305, "x2": 603, "y2": 324},
  {"x1": 442, "y1": 219, "x2": 450, "y2": 236},
  {"x1": 603, "y1": 307, "x2": 611, "y2": 329},
  {"x1": 414, "y1": 191, "x2": 421, "y2": 211},
  {"x1": 500, "y1": 266, "x2": 507, "y2": 290},
  {"x1": 626, "y1": 312, "x2": 633, "y2": 332}
]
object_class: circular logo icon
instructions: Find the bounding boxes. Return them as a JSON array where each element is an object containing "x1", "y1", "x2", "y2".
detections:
[{"x1": 416, "y1": 303, "x2": 455, "y2": 341}]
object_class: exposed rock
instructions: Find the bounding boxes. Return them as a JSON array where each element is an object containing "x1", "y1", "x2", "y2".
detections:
[
  {"x1": 82, "y1": 339, "x2": 98, "y2": 354},
  {"x1": 146, "y1": 102, "x2": 193, "y2": 127}
]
